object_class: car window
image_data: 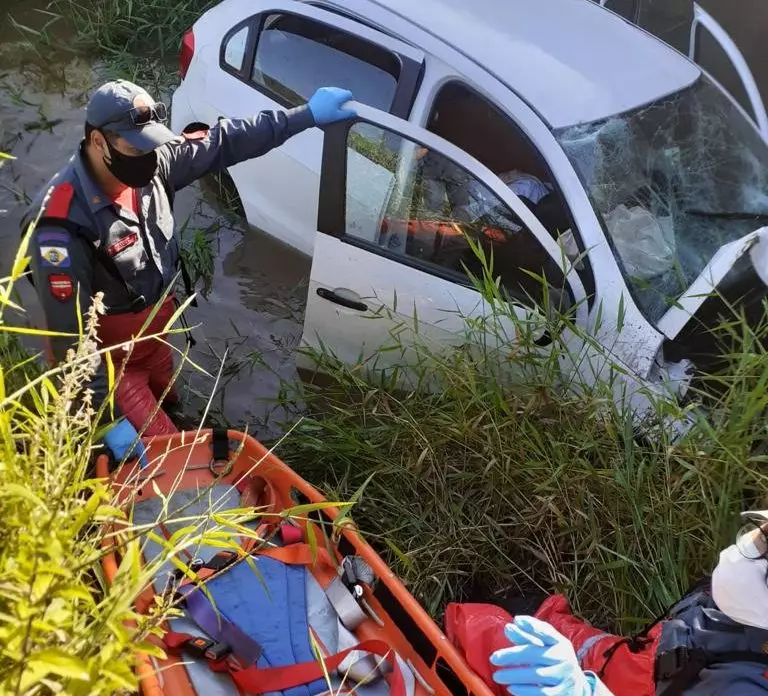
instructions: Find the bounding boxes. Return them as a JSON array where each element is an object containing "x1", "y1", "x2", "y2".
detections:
[
  {"x1": 223, "y1": 25, "x2": 249, "y2": 72},
  {"x1": 556, "y1": 76, "x2": 768, "y2": 324},
  {"x1": 425, "y1": 81, "x2": 593, "y2": 298},
  {"x1": 343, "y1": 123, "x2": 569, "y2": 310},
  {"x1": 250, "y1": 13, "x2": 399, "y2": 111}
]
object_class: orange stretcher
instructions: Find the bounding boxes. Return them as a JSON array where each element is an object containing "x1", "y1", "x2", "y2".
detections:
[{"x1": 97, "y1": 429, "x2": 493, "y2": 696}]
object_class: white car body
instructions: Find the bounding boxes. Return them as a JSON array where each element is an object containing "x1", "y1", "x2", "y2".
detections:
[{"x1": 171, "y1": 0, "x2": 768, "y2": 421}]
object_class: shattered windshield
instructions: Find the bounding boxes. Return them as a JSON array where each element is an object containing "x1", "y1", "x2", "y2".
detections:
[{"x1": 555, "y1": 76, "x2": 768, "y2": 323}]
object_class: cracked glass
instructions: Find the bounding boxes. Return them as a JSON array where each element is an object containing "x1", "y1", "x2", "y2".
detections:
[{"x1": 556, "y1": 76, "x2": 768, "y2": 323}]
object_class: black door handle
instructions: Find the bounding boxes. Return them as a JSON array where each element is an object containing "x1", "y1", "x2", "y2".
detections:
[{"x1": 316, "y1": 287, "x2": 368, "y2": 311}]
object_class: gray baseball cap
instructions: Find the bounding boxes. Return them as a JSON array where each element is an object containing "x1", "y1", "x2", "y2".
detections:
[{"x1": 86, "y1": 80, "x2": 176, "y2": 152}]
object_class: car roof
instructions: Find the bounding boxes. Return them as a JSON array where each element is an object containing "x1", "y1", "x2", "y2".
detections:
[{"x1": 365, "y1": 0, "x2": 701, "y2": 128}]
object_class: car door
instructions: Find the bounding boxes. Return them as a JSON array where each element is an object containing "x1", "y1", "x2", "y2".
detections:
[
  {"x1": 688, "y1": 2, "x2": 768, "y2": 141},
  {"x1": 298, "y1": 103, "x2": 589, "y2": 385},
  {"x1": 206, "y1": 2, "x2": 424, "y2": 255}
]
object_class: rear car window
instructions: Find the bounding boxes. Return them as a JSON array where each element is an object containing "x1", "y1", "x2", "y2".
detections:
[
  {"x1": 223, "y1": 25, "x2": 249, "y2": 71},
  {"x1": 250, "y1": 13, "x2": 400, "y2": 111}
]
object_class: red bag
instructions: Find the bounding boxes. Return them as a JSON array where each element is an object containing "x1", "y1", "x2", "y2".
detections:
[
  {"x1": 444, "y1": 603, "x2": 513, "y2": 696},
  {"x1": 445, "y1": 596, "x2": 660, "y2": 696}
]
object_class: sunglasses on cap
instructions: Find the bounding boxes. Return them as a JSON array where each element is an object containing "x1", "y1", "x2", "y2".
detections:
[{"x1": 97, "y1": 102, "x2": 168, "y2": 129}]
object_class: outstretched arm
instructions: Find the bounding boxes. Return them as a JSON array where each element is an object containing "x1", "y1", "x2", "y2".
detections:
[{"x1": 158, "y1": 87, "x2": 355, "y2": 191}]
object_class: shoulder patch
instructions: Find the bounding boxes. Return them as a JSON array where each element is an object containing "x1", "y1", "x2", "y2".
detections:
[
  {"x1": 44, "y1": 182, "x2": 75, "y2": 219},
  {"x1": 182, "y1": 129, "x2": 209, "y2": 141},
  {"x1": 40, "y1": 245, "x2": 71, "y2": 268},
  {"x1": 48, "y1": 273, "x2": 74, "y2": 302}
]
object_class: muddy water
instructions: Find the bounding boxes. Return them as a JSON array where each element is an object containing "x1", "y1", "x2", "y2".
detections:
[{"x1": 0, "y1": 0, "x2": 310, "y2": 437}]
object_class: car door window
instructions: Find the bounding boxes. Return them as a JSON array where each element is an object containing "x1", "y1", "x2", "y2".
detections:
[
  {"x1": 223, "y1": 24, "x2": 250, "y2": 72},
  {"x1": 344, "y1": 123, "x2": 570, "y2": 309},
  {"x1": 425, "y1": 81, "x2": 594, "y2": 298},
  {"x1": 250, "y1": 13, "x2": 399, "y2": 111}
]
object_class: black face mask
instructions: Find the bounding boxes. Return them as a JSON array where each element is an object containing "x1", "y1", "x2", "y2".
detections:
[{"x1": 102, "y1": 136, "x2": 158, "y2": 188}]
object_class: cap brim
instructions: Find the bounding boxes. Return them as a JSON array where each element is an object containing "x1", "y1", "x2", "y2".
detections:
[
  {"x1": 741, "y1": 510, "x2": 768, "y2": 524},
  {"x1": 117, "y1": 121, "x2": 176, "y2": 152}
]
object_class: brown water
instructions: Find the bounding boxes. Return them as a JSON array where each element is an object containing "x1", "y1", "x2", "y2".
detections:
[{"x1": 0, "y1": 0, "x2": 310, "y2": 437}]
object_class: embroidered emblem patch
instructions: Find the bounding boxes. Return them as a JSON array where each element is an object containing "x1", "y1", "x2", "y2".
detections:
[
  {"x1": 107, "y1": 232, "x2": 138, "y2": 257},
  {"x1": 40, "y1": 246, "x2": 71, "y2": 267},
  {"x1": 48, "y1": 274, "x2": 74, "y2": 302}
]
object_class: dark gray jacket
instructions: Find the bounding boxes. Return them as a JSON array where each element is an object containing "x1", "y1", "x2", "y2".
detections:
[
  {"x1": 656, "y1": 588, "x2": 768, "y2": 695},
  {"x1": 23, "y1": 106, "x2": 315, "y2": 416}
]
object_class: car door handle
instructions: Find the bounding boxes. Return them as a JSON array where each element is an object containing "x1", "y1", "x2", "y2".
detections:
[{"x1": 316, "y1": 287, "x2": 368, "y2": 312}]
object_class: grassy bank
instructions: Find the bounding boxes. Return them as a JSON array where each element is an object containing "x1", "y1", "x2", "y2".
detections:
[
  {"x1": 8, "y1": 0, "x2": 215, "y2": 88},
  {"x1": 278, "y1": 277, "x2": 768, "y2": 635}
]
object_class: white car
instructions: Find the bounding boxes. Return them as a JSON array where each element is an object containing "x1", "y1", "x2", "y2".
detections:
[{"x1": 171, "y1": 0, "x2": 768, "y2": 420}]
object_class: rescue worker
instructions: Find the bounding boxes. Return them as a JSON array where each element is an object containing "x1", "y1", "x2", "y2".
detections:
[
  {"x1": 482, "y1": 507, "x2": 768, "y2": 695},
  {"x1": 23, "y1": 79, "x2": 356, "y2": 466}
]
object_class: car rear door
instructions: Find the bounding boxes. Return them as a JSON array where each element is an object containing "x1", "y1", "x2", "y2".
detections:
[
  {"x1": 206, "y1": 2, "x2": 424, "y2": 255},
  {"x1": 298, "y1": 104, "x2": 588, "y2": 385},
  {"x1": 688, "y1": 2, "x2": 768, "y2": 141}
]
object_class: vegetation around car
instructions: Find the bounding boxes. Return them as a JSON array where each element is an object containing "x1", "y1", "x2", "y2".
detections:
[{"x1": 4, "y1": 1, "x2": 768, "y2": 690}]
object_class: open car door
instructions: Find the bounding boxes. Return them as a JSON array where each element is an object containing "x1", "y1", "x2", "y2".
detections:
[
  {"x1": 297, "y1": 104, "x2": 588, "y2": 386},
  {"x1": 688, "y1": 2, "x2": 768, "y2": 141},
  {"x1": 204, "y1": 1, "x2": 425, "y2": 255}
]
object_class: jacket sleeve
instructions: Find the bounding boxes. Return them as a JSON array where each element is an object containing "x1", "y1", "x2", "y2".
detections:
[
  {"x1": 157, "y1": 105, "x2": 316, "y2": 192},
  {"x1": 29, "y1": 224, "x2": 118, "y2": 421}
]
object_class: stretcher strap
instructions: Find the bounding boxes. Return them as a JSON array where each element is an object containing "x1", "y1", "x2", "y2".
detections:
[
  {"x1": 211, "y1": 428, "x2": 229, "y2": 462},
  {"x1": 175, "y1": 542, "x2": 338, "y2": 665},
  {"x1": 258, "y1": 544, "x2": 336, "y2": 570},
  {"x1": 165, "y1": 633, "x2": 406, "y2": 696},
  {"x1": 178, "y1": 584, "x2": 263, "y2": 666}
]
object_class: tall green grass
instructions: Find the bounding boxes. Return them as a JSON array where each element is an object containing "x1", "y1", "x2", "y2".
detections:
[
  {"x1": 9, "y1": 0, "x2": 216, "y2": 87},
  {"x1": 279, "y1": 261, "x2": 768, "y2": 635},
  {"x1": 48, "y1": 0, "x2": 214, "y2": 63}
]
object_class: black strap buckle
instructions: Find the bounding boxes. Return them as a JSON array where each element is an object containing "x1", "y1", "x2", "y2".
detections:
[
  {"x1": 210, "y1": 428, "x2": 232, "y2": 475},
  {"x1": 205, "y1": 551, "x2": 238, "y2": 572},
  {"x1": 655, "y1": 646, "x2": 690, "y2": 681},
  {"x1": 186, "y1": 636, "x2": 231, "y2": 662},
  {"x1": 130, "y1": 294, "x2": 147, "y2": 313}
]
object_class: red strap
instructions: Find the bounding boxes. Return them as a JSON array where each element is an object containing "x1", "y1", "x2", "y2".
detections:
[
  {"x1": 165, "y1": 631, "x2": 198, "y2": 650},
  {"x1": 257, "y1": 544, "x2": 334, "y2": 570},
  {"x1": 166, "y1": 633, "x2": 405, "y2": 696},
  {"x1": 230, "y1": 639, "x2": 404, "y2": 696},
  {"x1": 45, "y1": 182, "x2": 74, "y2": 219}
]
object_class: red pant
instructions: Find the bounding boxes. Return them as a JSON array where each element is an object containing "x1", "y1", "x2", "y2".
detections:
[
  {"x1": 446, "y1": 595, "x2": 661, "y2": 696},
  {"x1": 97, "y1": 297, "x2": 180, "y2": 436}
]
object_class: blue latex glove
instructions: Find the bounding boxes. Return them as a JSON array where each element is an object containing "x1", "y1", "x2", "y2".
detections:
[
  {"x1": 490, "y1": 616, "x2": 600, "y2": 696},
  {"x1": 307, "y1": 87, "x2": 356, "y2": 125},
  {"x1": 103, "y1": 419, "x2": 149, "y2": 468}
]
